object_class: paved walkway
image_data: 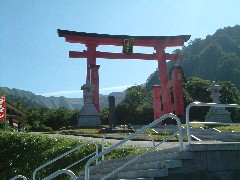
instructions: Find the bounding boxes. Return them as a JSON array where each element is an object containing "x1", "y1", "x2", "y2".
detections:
[
  {"x1": 32, "y1": 132, "x2": 182, "y2": 150},
  {"x1": 31, "y1": 126, "x2": 240, "y2": 151}
]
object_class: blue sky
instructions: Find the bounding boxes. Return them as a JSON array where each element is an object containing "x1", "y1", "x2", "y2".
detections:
[{"x1": 1, "y1": 0, "x2": 240, "y2": 98}]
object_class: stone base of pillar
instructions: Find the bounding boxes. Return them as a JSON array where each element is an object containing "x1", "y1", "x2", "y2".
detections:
[
  {"x1": 78, "y1": 104, "x2": 101, "y2": 127},
  {"x1": 78, "y1": 115, "x2": 101, "y2": 127},
  {"x1": 205, "y1": 107, "x2": 232, "y2": 123}
]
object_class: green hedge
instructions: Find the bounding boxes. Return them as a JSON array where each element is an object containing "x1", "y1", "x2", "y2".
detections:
[{"x1": 0, "y1": 132, "x2": 143, "y2": 179}]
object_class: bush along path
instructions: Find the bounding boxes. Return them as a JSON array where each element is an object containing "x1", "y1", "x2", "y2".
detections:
[{"x1": 0, "y1": 132, "x2": 144, "y2": 179}]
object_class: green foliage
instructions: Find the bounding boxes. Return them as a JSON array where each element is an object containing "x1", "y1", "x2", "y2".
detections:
[
  {"x1": 101, "y1": 107, "x2": 110, "y2": 125},
  {"x1": 0, "y1": 132, "x2": 144, "y2": 179},
  {"x1": 0, "y1": 132, "x2": 87, "y2": 179},
  {"x1": 183, "y1": 77, "x2": 240, "y2": 122},
  {"x1": 218, "y1": 81, "x2": 240, "y2": 122},
  {"x1": 145, "y1": 69, "x2": 160, "y2": 91},
  {"x1": 182, "y1": 77, "x2": 211, "y2": 121},
  {"x1": 0, "y1": 121, "x2": 5, "y2": 130},
  {"x1": 105, "y1": 148, "x2": 145, "y2": 160},
  {"x1": 115, "y1": 85, "x2": 153, "y2": 125},
  {"x1": 215, "y1": 125, "x2": 240, "y2": 132},
  {"x1": 183, "y1": 77, "x2": 211, "y2": 103},
  {"x1": 26, "y1": 108, "x2": 80, "y2": 131},
  {"x1": 182, "y1": 25, "x2": 240, "y2": 88}
]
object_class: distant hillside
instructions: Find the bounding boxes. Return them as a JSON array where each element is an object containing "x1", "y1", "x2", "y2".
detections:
[
  {"x1": 146, "y1": 25, "x2": 240, "y2": 89},
  {"x1": 0, "y1": 87, "x2": 125, "y2": 110}
]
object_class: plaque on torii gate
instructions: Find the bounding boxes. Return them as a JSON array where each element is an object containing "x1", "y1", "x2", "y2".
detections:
[{"x1": 58, "y1": 29, "x2": 190, "y2": 124}]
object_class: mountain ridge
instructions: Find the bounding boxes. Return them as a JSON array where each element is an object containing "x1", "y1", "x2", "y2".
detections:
[{"x1": 0, "y1": 87, "x2": 125, "y2": 110}]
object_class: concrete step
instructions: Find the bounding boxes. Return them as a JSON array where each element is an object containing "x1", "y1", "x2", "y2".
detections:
[
  {"x1": 78, "y1": 151, "x2": 189, "y2": 179},
  {"x1": 94, "y1": 148, "x2": 191, "y2": 167},
  {"x1": 97, "y1": 146, "x2": 179, "y2": 167},
  {"x1": 85, "y1": 151, "x2": 193, "y2": 176},
  {"x1": 86, "y1": 159, "x2": 182, "y2": 176},
  {"x1": 78, "y1": 170, "x2": 158, "y2": 180},
  {"x1": 116, "y1": 168, "x2": 168, "y2": 179},
  {"x1": 117, "y1": 178, "x2": 154, "y2": 180},
  {"x1": 157, "y1": 160, "x2": 182, "y2": 169},
  {"x1": 78, "y1": 169, "x2": 167, "y2": 180}
]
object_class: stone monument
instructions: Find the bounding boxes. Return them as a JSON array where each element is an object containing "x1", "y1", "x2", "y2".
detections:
[
  {"x1": 108, "y1": 96, "x2": 116, "y2": 128},
  {"x1": 205, "y1": 81, "x2": 232, "y2": 123},
  {"x1": 77, "y1": 81, "x2": 101, "y2": 127}
]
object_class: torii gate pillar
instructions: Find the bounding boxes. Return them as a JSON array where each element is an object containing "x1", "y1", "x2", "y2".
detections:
[
  {"x1": 172, "y1": 67, "x2": 184, "y2": 115},
  {"x1": 90, "y1": 64, "x2": 100, "y2": 112},
  {"x1": 85, "y1": 43, "x2": 100, "y2": 112}
]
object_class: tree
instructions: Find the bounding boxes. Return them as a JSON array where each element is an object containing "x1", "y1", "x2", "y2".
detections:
[
  {"x1": 145, "y1": 69, "x2": 160, "y2": 91},
  {"x1": 25, "y1": 108, "x2": 80, "y2": 131},
  {"x1": 115, "y1": 85, "x2": 153, "y2": 125},
  {"x1": 183, "y1": 77, "x2": 211, "y2": 121},
  {"x1": 216, "y1": 52, "x2": 240, "y2": 87},
  {"x1": 183, "y1": 77, "x2": 240, "y2": 122},
  {"x1": 100, "y1": 107, "x2": 109, "y2": 125},
  {"x1": 218, "y1": 81, "x2": 240, "y2": 122}
]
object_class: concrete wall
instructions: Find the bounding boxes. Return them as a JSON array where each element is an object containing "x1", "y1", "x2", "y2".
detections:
[{"x1": 168, "y1": 143, "x2": 240, "y2": 180}]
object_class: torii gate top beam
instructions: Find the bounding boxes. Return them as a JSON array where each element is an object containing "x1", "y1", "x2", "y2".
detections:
[{"x1": 57, "y1": 29, "x2": 190, "y2": 47}]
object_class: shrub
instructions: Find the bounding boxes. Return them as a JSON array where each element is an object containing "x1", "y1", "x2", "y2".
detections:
[{"x1": 0, "y1": 132, "x2": 144, "y2": 179}]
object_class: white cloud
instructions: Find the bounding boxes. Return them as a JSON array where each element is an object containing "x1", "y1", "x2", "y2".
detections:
[
  {"x1": 38, "y1": 84, "x2": 134, "y2": 98},
  {"x1": 100, "y1": 85, "x2": 133, "y2": 93},
  {"x1": 39, "y1": 90, "x2": 82, "y2": 97}
]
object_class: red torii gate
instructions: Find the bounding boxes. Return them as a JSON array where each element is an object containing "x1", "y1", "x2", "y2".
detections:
[{"x1": 58, "y1": 29, "x2": 190, "y2": 123}]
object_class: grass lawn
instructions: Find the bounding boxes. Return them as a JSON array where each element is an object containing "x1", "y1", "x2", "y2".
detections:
[
  {"x1": 53, "y1": 125, "x2": 188, "y2": 142},
  {"x1": 188, "y1": 123, "x2": 240, "y2": 132},
  {"x1": 36, "y1": 123, "x2": 240, "y2": 143}
]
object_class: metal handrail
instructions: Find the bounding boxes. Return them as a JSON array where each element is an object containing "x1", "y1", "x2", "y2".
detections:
[
  {"x1": 10, "y1": 175, "x2": 27, "y2": 180},
  {"x1": 43, "y1": 169, "x2": 77, "y2": 180},
  {"x1": 101, "y1": 133, "x2": 156, "y2": 161},
  {"x1": 102, "y1": 130, "x2": 180, "y2": 180},
  {"x1": 85, "y1": 113, "x2": 183, "y2": 180},
  {"x1": 186, "y1": 102, "x2": 240, "y2": 145},
  {"x1": 33, "y1": 141, "x2": 99, "y2": 180}
]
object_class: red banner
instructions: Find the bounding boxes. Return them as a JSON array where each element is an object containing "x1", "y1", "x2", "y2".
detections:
[{"x1": 0, "y1": 96, "x2": 6, "y2": 121}]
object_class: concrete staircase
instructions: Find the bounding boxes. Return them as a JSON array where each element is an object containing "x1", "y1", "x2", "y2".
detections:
[
  {"x1": 78, "y1": 147, "x2": 194, "y2": 179},
  {"x1": 77, "y1": 142, "x2": 240, "y2": 180}
]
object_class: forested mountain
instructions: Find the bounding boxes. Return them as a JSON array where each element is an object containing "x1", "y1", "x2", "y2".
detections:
[
  {"x1": 0, "y1": 87, "x2": 125, "y2": 110},
  {"x1": 182, "y1": 25, "x2": 240, "y2": 87},
  {"x1": 146, "y1": 25, "x2": 240, "y2": 90}
]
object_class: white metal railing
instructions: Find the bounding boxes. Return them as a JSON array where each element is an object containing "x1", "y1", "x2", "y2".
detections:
[
  {"x1": 101, "y1": 133, "x2": 156, "y2": 161},
  {"x1": 85, "y1": 113, "x2": 183, "y2": 180},
  {"x1": 186, "y1": 102, "x2": 240, "y2": 145},
  {"x1": 43, "y1": 169, "x2": 77, "y2": 180},
  {"x1": 32, "y1": 141, "x2": 99, "y2": 180},
  {"x1": 10, "y1": 175, "x2": 27, "y2": 180}
]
